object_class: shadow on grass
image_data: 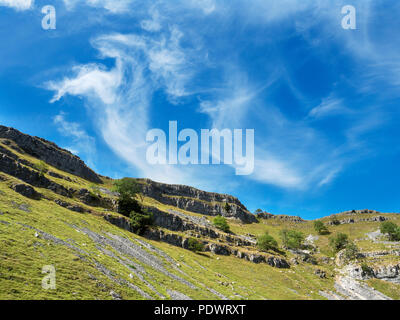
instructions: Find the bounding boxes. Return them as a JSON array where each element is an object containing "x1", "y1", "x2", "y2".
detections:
[{"x1": 196, "y1": 252, "x2": 212, "y2": 258}]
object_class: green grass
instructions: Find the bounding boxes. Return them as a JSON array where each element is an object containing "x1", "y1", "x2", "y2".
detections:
[{"x1": 1, "y1": 140, "x2": 399, "y2": 300}]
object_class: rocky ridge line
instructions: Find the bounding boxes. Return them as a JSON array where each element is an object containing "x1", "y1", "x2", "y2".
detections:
[{"x1": 0, "y1": 125, "x2": 101, "y2": 183}]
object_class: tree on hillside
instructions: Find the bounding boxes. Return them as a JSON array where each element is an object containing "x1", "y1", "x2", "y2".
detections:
[
  {"x1": 224, "y1": 202, "x2": 231, "y2": 213},
  {"x1": 380, "y1": 221, "x2": 400, "y2": 241},
  {"x1": 213, "y1": 215, "x2": 230, "y2": 233},
  {"x1": 112, "y1": 178, "x2": 142, "y2": 201},
  {"x1": 313, "y1": 220, "x2": 329, "y2": 235},
  {"x1": 257, "y1": 232, "x2": 278, "y2": 252},
  {"x1": 343, "y1": 241, "x2": 359, "y2": 260},
  {"x1": 130, "y1": 208, "x2": 154, "y2": 235},
  {"x1": 187, "y1": 238, "x2": 204, "y2": 253},
  {"x1": 280, "y1": 229, "x2": 305, "y2": 250},
  {"x1": 329, "y1": 233, "x2": 349, "y2": 253},
  {"x1": 112, "y1": 178, "x2": 153, "y2": 234}
]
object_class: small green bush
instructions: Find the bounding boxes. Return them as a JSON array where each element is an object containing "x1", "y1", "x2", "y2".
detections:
[
  {"x1": 380, "y1": 221, "x2": 400, "y2": 241},
  {"x1": 257, "y1": 232, "x2": 278, "y2": 252},
  {"x1": 329, "y1": 233, "x2": 349, "y2": 253},
  {"x1": 361, "y1": 263, "x2": 374, "y2": 277},
  {"x1": 224, "y1": 202, "x2": 231, "y2": 213},
  {"x1": 213, "y1": 215, "x2": 230, "y2": 233},
  {"x1": 187, "y1": 238, "x2": 204, "y2": 253},
  {"x1": 313, "y1": 220, "x2": 329, "y2": 235},
  {"x1": 280, "y1": 229, "x2": 305, "y2": 250},
  {"x1": 343, "y1": 241, "x2": 359, "y2": 260}
]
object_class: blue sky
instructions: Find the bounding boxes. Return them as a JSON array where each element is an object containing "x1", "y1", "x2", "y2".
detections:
[{"x1": 1, "y1": 0, "x2": 400, "y2": 219}]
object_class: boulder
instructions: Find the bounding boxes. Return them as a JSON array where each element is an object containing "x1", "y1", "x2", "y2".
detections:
[
  {"x1": 11, "y1": 184, "x2": 41, "y2": 200},
  {"x1": 208, "y1": 243, "x2": 231, "y2": 256}
]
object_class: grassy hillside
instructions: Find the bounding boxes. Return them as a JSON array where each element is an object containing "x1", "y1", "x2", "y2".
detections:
[{"x1": 0, "y1": 136, "x2": 399, "y2": 300}]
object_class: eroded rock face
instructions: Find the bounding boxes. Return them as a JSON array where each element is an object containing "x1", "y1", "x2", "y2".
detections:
[
  {"x1": 11, "y1": 184, "x2": 42, "y2": 200},
  {"x1": 256, "y1": 211, "x2": 305, "y2": 223},
  {"x1": 104, "y1": 214, "x2": 289, "y2": 268},
  {"x1": 327, "y1": 216, "x2": 389, "y2": 226},
  {"x1": 344, "y1": 263, "x2": 400, "y2": 284},
  {"x1": 77, "y1": 189, "x2": 115, "y2": 209},
  {"x1": 140, "y1": 179, "x2": 257, "y2": 223},
  {"x1": 54, "y1": 199, "x2": 87, "y2": 213},
  {"x1": 207, "y1": 243, "x2": 231, "y2": 256},
  {"x1": 0, "y1": 126, "x2": 101, "y2": 183},
  {"x1": 0, "y1": 153, "x2": 71, "y2": 197},
  {"x1": 373, "y1": 264, "x2": 400, "y2": 283}
]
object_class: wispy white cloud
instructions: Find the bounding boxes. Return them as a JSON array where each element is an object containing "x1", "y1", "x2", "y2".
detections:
[
  {"x1": 45, "y1": 0, "x2": 399, "y2": 192},
  {"x1": 53, "y1": 112, "x2": 97, "y2": 167},
  {"x1": 0, "y1": 0, "x2": 33, "y2": 10},
  {"x1": 48, "y1": 63, "x2": 122, "y2": 104},
  {"x1": 308, "y1": 96, "x2": 351, "y2": 119},
  {"x1": 141, "y1": 7, "x2": 162, "y2": 32},
  {"x1": 47, "y1": 25, "x2": 202, "y2": 184}
]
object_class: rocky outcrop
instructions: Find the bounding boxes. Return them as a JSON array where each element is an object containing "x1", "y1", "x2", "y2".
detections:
[
  {"x1": 140, "y1": 179, "x2": 257, "y2": 223},
  {"x1": 344, "y1": 263, "x2": 400, "y2": 284},
  {"x1": 334, "y1": 276, "x2": 392, "y2": 300},
  {"x1": 0, "y1": 126, "x2": 101, "y2": 183},
  {"x1": 256, "y1": 211, "x2": 305, "y2": 223},
  {"x1": 338, "y1": 209, "x2": 382, "y2": 215},
  {"x1": 289, "y1": 249, "x2": 318, "y2": 265},
  {"x1": 54, "y1": 199, "x2": 87, "y2": 213},
  {"x1": 104, "y1": 214, "x2": 289, "y2": 268},
  {"x1": 77, "y1": 189, "x2": 116, "y2": 209},
  {"x1": 372, "y1": 264, "x2": 400, "y2": 283},
  {"x1": 359, "y1": 250, "x2": 400, "y2": 258},
  {"x1": 0, "y1": 153, "x2": 71, "y2": 197},
  {"x1": 207, "y1": 243, "x2": 231, "y2": 256},
  {"x1": 11, "y1": 183, "x2": 42, "y2": 200},
  {"x1": 327, "y1": 216, "x2": 389, "y2": 226},
  {"x1": 48, "y1": 171, "x2": 73, "y2": 182}
]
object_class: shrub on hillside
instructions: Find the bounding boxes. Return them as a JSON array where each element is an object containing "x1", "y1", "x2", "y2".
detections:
[
  {"x1": 380, "y1": 221, "x2": 400, "y2": 241},
  {"x1": 329, "y1": 233, "x2": 349, "y2": 253},
  {"x1": 257, "y1": 232, "x2": 278, "y2": 252},
  {"x1": 187, "y1": 238, "x2": 204, "y2": 253},
  {"x1": 280, "y1": 229, "x2": 305, "y2": 250},
  {"x1": 343, "y1": 241, "x2": 359, "y2": 260},
  {"x1": 361, "y1": 263, "x2": 374, "y2": 277},
  {"x1": 213, "y1": 215, "x2": 230, "y2": 233},
  {"x1": 313, "y1": 220, "x2": 329, "y2": 235},
  {"x1": 224, "y1": 202, "x2": 231, "y2": 213},
  {"x1": 118, "y1": 197, "x2": 142, "y2": 217},
  {"x1": 130, "y1": 209, "x2": 154, "y2": 235}
]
